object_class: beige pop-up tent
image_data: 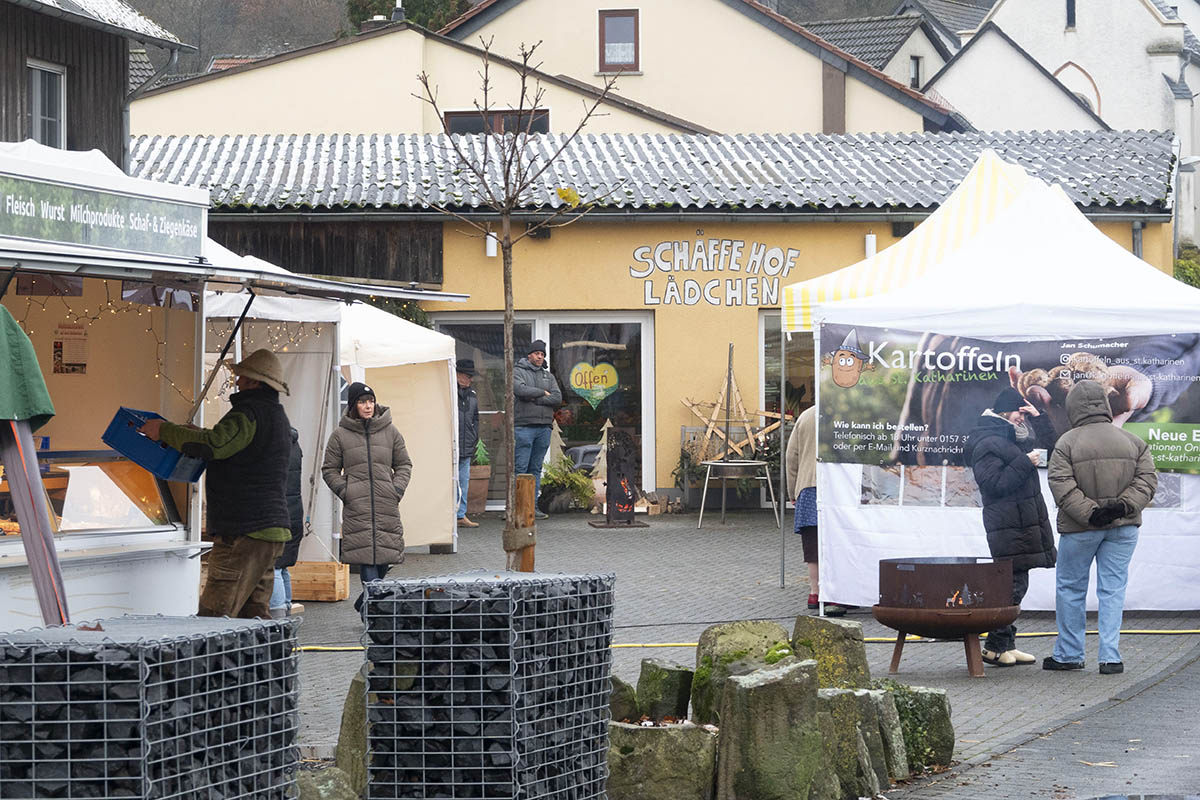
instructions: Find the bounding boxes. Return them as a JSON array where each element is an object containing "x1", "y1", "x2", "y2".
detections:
[{"x1": 339, "y1": 301, "x2": 459, "y2": 551}]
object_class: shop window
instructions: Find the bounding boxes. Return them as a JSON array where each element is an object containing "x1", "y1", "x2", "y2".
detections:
[
  {"x1": 599, "y1": 10, "x2": 639, "y2": 73},
  {"x1": 548, "y1": 322, "x2": 643, "y2": 485},
  {"x1": 444, "y1": 110, "x2": 550, "y2": 135},
  {"x1": 761, "y1": 311, "x2": 815, "y2": 427},
  {"x1": 27, "y1": 61, "x2": 66, "y2": 149},
  {"x1": 437, "y1": 321, "x2": 534, "y2": 504}
]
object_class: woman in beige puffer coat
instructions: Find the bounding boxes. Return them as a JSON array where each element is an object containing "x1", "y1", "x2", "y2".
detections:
[{"x1": 322, "y1": 382, "x2": 412, "y2": 612}]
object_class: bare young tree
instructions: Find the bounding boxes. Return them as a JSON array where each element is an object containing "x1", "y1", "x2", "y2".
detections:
[{"x1": 417, "y1": 39, "x2": 622, "y2": 543}]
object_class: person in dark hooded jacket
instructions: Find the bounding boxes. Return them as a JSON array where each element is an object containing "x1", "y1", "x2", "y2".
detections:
[
  {"x1": 965, "y1": 388, "x2": 1058, "y2": 666},
  {"x1": 322, "y1": 382, "x2": 412, "y2": 614}
]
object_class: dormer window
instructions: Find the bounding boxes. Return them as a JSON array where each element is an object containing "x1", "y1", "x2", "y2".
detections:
[{"x1": 599, "y1": 10, "x2": 639, "y2": 73}]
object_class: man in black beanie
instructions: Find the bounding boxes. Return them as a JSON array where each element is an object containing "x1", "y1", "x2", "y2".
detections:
[{"x1": 962, "y1": 387, "x2": 1059, "y2": 666}]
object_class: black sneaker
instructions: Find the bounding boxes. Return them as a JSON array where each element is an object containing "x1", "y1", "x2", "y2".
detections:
[
  {"x1": 1099, "y1": 662, "x2": 1124, "y2": 674},
  {"x1": 1042, "y1": 656, "x2": 1084, "y2": 671}
]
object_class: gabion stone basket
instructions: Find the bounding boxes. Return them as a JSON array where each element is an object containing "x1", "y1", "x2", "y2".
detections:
[
  {"x1": 364, "y1": 570, "x2": 616, "y2": 800},
  {"x1": 0, "y1": 615, "x2": 300, "y2": 799}
]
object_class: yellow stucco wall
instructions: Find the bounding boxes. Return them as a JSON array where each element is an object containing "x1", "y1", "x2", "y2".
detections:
[
  {"x1": 425, "y1": 215, "x2": 1173, "y2": 490},
  {"x1": 455, "y1": 0, "x2": 927, "y2": 134},
  {"x1": 131, "y1": 27, "x2": 688, "y2": 136}
]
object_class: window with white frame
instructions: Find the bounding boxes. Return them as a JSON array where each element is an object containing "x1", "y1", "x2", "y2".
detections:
[{"x1": 28, "y1": 61, "x2": 66, "y2": 148}]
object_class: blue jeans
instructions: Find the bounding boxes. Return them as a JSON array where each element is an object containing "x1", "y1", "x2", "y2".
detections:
[
  {"x1": 457, "y1": 456, "x2": 471, "y2": 518},
  {"x1": 513, "y1": 425, "x2": 552, "y2": 500},
  {"x1": 270, "y1": 568, "x2": 291, "y2": 611},
  {"x1": 1053, "y1": 525, "x2": 1139, "y2": 665}
]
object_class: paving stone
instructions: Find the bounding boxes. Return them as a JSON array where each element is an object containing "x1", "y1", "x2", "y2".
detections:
[{"x1": 292, "y1": 510, "x2": 1199, "y2": 781}]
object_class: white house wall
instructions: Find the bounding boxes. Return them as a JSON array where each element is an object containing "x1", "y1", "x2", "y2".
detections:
[
  {"x1": 882, "y1": 29, "x2": 946, "y2": 90},
  {"x1": 986, "y1": 0, "x2": 1181, "y2": 130},
  {"x1": 926, "y1": 30, "x2": 1104, "y2": 130}
]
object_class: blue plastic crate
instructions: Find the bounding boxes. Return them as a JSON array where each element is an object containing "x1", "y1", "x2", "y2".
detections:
[{"x1": 101, "y1": 408, "x2": 206, "y2": 483}]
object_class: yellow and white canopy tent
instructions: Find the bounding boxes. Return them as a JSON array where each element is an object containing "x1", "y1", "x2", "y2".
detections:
[
  {"x1": 782, "y1": 150, "x2": 1038, "y2": 334},
  {"x1": 777, "y1": 151, "x2": 1200, "y2": 611}
]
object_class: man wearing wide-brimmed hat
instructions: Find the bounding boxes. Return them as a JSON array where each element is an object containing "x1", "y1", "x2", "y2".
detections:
[{"x1": 140, "y1": 348, "x2": 294, "y2": 618}]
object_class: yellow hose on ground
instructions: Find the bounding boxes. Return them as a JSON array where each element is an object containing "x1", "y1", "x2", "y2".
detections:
[{"x1": 297, "y1": 629, "x2": 1199, "y2": 653}]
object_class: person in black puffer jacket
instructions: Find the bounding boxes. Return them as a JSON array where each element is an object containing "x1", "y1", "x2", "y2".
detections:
[
  {"x1": 270, "y1": 427, "x2": 305, "y2": 617},
  {"x1": 964, "y1": 388, "x2": 1058, "y2": 667}
]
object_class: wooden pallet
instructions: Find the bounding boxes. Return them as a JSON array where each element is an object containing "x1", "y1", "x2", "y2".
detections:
[{"x1": 290, "y1": 560, "x2": 351, "y2": 602}]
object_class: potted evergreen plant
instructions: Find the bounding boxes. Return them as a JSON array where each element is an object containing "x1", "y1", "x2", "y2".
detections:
[{"x1": 467, "y1": 439, "x2": 491, "y2": 515}]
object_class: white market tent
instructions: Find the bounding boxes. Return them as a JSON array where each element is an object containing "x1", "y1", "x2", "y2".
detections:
[
  {"x1": 782, "y1": 152, "x2": 1200, "y2": 611},
  {"x1": 205, "y1": 287, "x2": 459, "y2": 557}
]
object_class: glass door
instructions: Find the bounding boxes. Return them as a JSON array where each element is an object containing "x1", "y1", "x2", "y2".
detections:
[
  {"x1": 548, "y1": 322, "x2": 645, "y2": 487},
  {"x1": 437, "y1": 321, "x2": 534, "y2": 507}
]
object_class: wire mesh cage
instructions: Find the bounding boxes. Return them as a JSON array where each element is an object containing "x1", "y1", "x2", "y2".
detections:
[
  {"x1": 364, "y1": 570, "x2": 616, "y2": 800},
  {"x1": 0, "y1": 615, "x2": 300, "y2": 799}
]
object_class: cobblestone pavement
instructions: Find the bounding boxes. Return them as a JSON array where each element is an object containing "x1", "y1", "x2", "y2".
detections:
[{"x1": 295, "y1": 510, "x2": 1200, "y2": 794}]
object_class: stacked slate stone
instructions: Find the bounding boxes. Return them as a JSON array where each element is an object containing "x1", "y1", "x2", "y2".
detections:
[
  {"x1": 364, "y1": 570, "x2": 615, "y2": 800},
  {"x1": 0, "y1": 615, "x2": 299, "y2": 799}
]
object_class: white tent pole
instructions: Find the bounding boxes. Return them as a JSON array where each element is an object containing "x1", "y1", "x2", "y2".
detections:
[{"x1": 779, "y1": 317, "x2": 787, "y2": 589}]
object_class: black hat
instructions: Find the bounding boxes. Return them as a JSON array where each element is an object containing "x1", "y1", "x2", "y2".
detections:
[
  {"x1": 347, "y1": 381, "x2": 376, "y2": 408},
  {"x1": 456, "y1": 359, "x2": 476, "y2": 376},
  {"x1": 527, "y1": 339, "x2": 547, "y2": 355},
  {"x1": 992, "y1": 388, "x2": 1024, "y2": 413}
]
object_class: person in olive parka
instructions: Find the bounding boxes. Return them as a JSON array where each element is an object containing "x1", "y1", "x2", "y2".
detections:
[
  {"x1": 322, "y1": 382, "x2": 412, "y2": 613},
  {"x1": 964, "y1": 387, "x2": 1058, "y2": 667}
]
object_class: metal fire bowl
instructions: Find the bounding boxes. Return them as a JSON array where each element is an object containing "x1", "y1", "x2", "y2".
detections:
[{"x1": 871, "y1": 604, "x2": 1020, "y2": 638}]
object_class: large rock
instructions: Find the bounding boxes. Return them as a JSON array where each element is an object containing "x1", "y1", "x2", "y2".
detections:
[
  {"x1": 715, "y1": 658, "x2": 823, "y2": 800},
  {"x1": 790, "y1": 616, "x2": 871, "y2": 688},
  {"x1": 297, "y1": 766, "x2": 358, "y2": 800},
  {"x1": 866, "y1": 688, "x2": 910, "y2": 781},
  {"x1": 887, "y1": 685, "x2": 955, "y2": 769},
  {"x1": 607, "y1": 720, "x2": 718, "y2": 800},
  {"x1": 611, "y1": 675, "x2": 640, "y2": 723},
  {"x1": 637, "y1": 658, "x2": 693, "y2": 720},
  {"x1": 691, "y1": 620, "x2": 791, "y2": 725},
  {"x1": 817, "y1": 689, "x2": 887, "y2": 799},
  {"x1": 335, "y1": 671, "x2": 367, "y2": 798}
]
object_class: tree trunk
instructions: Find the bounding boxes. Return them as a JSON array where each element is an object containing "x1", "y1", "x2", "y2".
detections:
[{"x1": 502, "y1": 214, "x2": 516, "y2": 530}]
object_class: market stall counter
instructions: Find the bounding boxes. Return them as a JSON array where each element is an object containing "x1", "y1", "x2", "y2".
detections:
[{"x1": 0, "y1": 140, "x2": 465, "y2": 628}]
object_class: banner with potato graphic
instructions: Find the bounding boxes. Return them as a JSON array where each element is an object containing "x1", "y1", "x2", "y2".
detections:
[{"x1": 818, "y1": 323, "x2": 1200, "y2": 471}]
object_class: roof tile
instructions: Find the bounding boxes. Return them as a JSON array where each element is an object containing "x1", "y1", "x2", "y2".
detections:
[{"x1": 127, "y1": 131, "x2": 1174, "y2": 213}]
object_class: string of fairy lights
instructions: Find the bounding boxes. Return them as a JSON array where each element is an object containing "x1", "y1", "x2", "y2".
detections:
[{"x1": 13, "y1": 279, "x2": 326, "y2": 405}]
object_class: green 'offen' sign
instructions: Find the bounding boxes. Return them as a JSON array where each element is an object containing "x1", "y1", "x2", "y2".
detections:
[{"x1": 0, "y1": 172, "x2": 205, "y2": 259}]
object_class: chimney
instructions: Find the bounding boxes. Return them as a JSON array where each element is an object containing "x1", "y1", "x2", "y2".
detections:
[
  {"x1": 360, "y1": 13, "x2": 390, "y2": 32},
  {"x1": 392, "y1": 1, "x2": 405, "y2": 23}
]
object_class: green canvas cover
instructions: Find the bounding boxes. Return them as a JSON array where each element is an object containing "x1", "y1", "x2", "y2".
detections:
[{"x1": 0, "y1": 304, "x2": 54, "y2": 430}]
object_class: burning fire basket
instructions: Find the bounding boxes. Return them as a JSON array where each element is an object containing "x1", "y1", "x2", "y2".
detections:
[{"x1": 872, "y1": 557, "x2": 1019, "y2": 678}]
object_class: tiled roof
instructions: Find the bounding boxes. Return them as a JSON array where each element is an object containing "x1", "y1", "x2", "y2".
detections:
[
  {"x1": 207, "y1": 55, "x2": 270, "y2": 72},
  {"x1": 127, "y1": 131, "x2": 1174, "y2": 213},
  {"x1": 802, "y1": 14, "x2": 925, "y2": 69},
  {"x1": 128, "y1": 47, "x2": 155, "y2": 92},
  {"x1": 20, "y1": 0, "x2": 183, "y2": 46},
  {"x1": 901, "y1": 0, "x2": 992, "y2": 35}
]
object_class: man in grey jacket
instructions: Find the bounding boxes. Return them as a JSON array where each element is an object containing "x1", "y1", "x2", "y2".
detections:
[
  {"x1": 513, "y1": 340, "x2": 562, "y2": 518},
  {"x1": 1046, "y1": 380, "x2": 1157, "y2": 674}
]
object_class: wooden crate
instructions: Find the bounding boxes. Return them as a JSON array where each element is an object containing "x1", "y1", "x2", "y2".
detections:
[{"x1": 290, "y1": 560, "x2": 351, "y2": 602}]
